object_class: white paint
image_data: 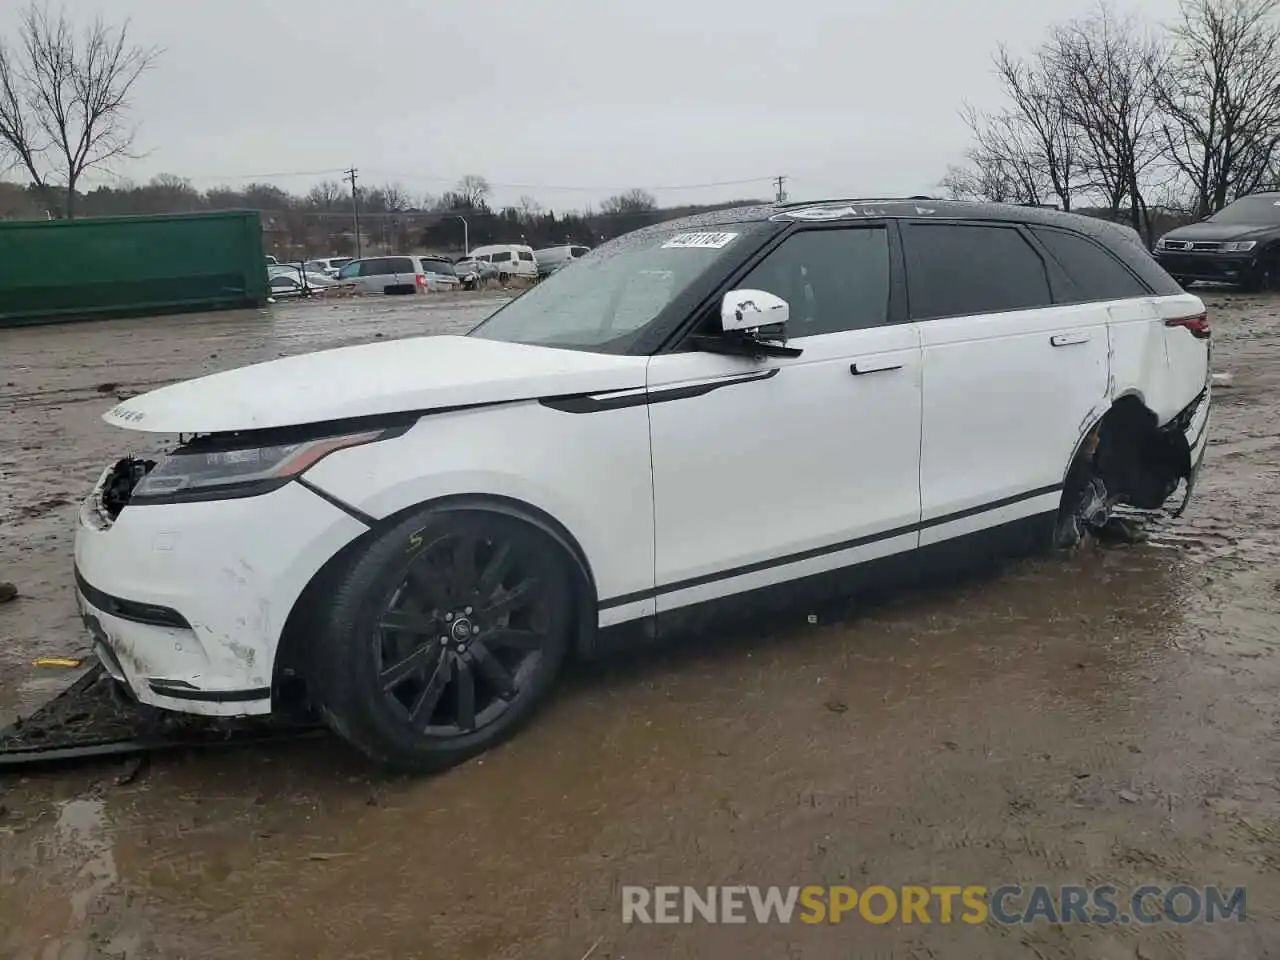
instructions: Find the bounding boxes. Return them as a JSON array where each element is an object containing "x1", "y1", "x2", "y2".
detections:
[
  {"x1": 646, "y1": 322, "x2": 923, "y2": 608},
  {"x1": 661, "y1": 231, "x2": 738, "y2": 249},
  {"x1": 75, "y1": 257, "x2": 1212, "y2": 720},
  {"x1": 101, "y1": 335, "x2": 649, "y2": 433}
]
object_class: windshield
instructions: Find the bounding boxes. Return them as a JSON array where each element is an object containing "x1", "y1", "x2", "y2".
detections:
[
  {"x1": 1207, "y1": 195, "x2": 1280, "y2": 225},
  {"x1": 469, "y1": 223, "x2": 762, "y2": 352}
]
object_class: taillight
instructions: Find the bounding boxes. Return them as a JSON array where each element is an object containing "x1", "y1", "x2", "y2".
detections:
[
  {"x1": 415, "y1": 273, "x2": 426, "y2": 290},
  {"x1": 1165, "y1": 312, "x2": 1210, "y2": 339}
]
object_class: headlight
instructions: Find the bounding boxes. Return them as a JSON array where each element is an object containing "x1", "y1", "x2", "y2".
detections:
[
  {"x1": 1223, "y1": 240, "x2": 1257, "y2": 252},
  {"x1": 131, "y1": 428, "x2": 393, "y2": 503}
]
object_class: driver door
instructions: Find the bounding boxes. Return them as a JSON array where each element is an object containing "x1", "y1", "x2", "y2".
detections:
[{"x1": 644, "y1": 225, "x2": 923, "y2": 619}]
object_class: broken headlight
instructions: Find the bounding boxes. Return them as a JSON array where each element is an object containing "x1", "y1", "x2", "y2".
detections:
[{"x1": 130, "y1": 428, "x2": 392, "y2": 503}]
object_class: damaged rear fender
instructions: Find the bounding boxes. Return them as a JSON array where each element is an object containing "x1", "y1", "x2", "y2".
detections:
[{"x1": 1061, "y1": 395, "x2": 1193, "y2": 520}]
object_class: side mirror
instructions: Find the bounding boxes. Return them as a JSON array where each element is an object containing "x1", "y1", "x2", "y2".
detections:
[{"x1": 720, "y1": 289, "x2": 789, "y2": 333}]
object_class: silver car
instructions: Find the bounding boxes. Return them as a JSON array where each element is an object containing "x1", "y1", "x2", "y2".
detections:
[
  {"x1": 335, "y1": 255, "x2": 426, "y2": 295},
  {"x1": 305, "y1": 256, "x2": 355, "y2": 279},
  {"x1": 417, "y1": 256, "x2": 461, "y2": 291}
]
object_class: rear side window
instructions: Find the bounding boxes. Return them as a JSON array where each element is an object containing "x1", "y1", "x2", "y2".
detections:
[
  {"x1": 518, "y1": 251, "x2": 534, "y2": 261},
  {"x1": 389, "y1": 257, "x2": 417, "y2": 273},
  {"x1": 902, "y1": 223, "x2": 1052, "y2": 320},
  {"x1": 572, "y1": 246, "x2": 589, "y2": 257},
  {"x1": 736, "y1": 226, "x2": 890, "y2": 336},
  {"x1": 1030, "y1": 227, "x2": 1149, "y2": 302},
  {"x1": 492, "y1": 251, "x2": 513, "y2": 262}
]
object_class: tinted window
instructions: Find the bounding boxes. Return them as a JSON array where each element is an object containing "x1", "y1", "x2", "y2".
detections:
[
  {"x1": 337, "y1": 262, "x2": 359, "y2": 279},
  {"x1": 736, "y1": 227, "x2": 890, "y2": 336},
  {"x1": 388, "y1": 257, "x2": 416, "y2": 273},
  {"x1": 492, "y1": 251, "x2": 513, "y2": 262},
  {"x1": 357, "y1": 259, "x2": 384, "y2": 276},
  {"x1": 572, "y1": 247, "x2": 589, "y2": 257},
  {"x1": 518, "y1": 251, "x2": 534, "y2": 261},
  {"x1": 1207, "y1": 194, "x2": 1280, "y2": 225},
  {"x1": 902, "y1": 223, "x2": 1051, "y2": 320},
  {"x1": 421, "y1": 259, "x2": 455, "y2": 276},
  {"x1": 1030, "y1": 227, "x2": 1148, "y2": 301}
]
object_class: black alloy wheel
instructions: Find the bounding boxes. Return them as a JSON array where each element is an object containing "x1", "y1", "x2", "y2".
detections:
[
  {"x1": 375, "y1": 530, "x2": 551, "y2": 736},
  {"x1": 314, "y1": 510, "x2": 572, "y2": 772}
]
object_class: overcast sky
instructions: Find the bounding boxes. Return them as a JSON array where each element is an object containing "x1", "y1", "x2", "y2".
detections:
[{"x1": 1, "y1": 0, "x2": 1183, "y2": 211}]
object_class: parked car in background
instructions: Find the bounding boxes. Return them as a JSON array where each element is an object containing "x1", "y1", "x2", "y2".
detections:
[
  {"x1": 268, "y1": 263, "x2": 337, "y2": 290},
  {"x1": 306, "y1": 256, "x2": 354, "y2": 279},
  {"x1": 1155, "y1": 191, "x2": 1280, "y2": 290},
  {"x1": 77, "y1": 198, "x2": 1210, "y2": 772},
  {"x1": 454, "y1": 255, "x2": 500, "y2": 290},
  {"x1": 468, "y1": 243, "x2": 538, "y2": 281},
  {"x1": 418, "y1": 256, "x2": 461, "y2": 291},
  {"x1": 534, "y1": 244, "x2": 591, "y2": 277},
  {"x1": 265, "y1": 254, "x2": 278, "y2": 265},
  {"x1": 335, "y1": 256, "x2": 427, "y2": 295}
]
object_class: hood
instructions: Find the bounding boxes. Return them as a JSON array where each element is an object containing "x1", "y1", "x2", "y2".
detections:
[
  {"x1": 1162, "y1": 220, "x2": 1280, "y2": 242},
  {"x1": 103, "y1": 335, "x2": 649, "y2": 434}
]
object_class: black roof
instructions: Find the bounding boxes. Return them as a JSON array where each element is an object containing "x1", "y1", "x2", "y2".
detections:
[{"x1": 605, "y1": 197, "x2": 1178, "y2": 296}]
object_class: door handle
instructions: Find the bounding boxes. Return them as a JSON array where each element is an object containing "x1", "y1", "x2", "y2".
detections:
[
  {"x1": 850, "y1": 361, "x2": 903, "y2": 376},
  {"x1": 1050, "y1": 332, "x2": 1091, "y2": 347}
]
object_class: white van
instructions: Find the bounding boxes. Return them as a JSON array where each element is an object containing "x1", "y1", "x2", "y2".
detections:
[{"x1": 468, "y1": 243, "x2": 538, "y2": 280}]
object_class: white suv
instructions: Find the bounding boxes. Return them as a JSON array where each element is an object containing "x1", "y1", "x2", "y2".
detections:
[{"x1": 75, "y1": 200, "x2": 1211, "y2": 772}]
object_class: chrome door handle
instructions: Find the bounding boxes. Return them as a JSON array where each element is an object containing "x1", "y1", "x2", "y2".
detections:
[{"x1": 1050, "y1": 332, "x2": 1091, "y2": 347}]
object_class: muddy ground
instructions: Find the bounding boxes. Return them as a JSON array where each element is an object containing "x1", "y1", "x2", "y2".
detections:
[{"x1": 1, "y1": 292, "x2": 1278, "y2": 959}]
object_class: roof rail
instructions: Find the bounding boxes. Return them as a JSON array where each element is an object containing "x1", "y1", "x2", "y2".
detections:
[{"x1": 776, "y1": 195, "x2": 955, "y2": 208}]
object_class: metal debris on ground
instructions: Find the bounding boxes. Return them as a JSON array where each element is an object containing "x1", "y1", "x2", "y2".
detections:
[{"x1": 0, "y1": 665, "x2": 324, "y2": 770}]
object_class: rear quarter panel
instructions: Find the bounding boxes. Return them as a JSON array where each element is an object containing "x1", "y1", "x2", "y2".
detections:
[{"x1": 1108, "y1": 292, "x2": 1209, "y2": 422}]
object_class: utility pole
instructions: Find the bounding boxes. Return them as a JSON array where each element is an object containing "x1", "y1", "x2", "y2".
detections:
[
  {"x1": 344, "y1": 166, "x2": 361, "y2": 258},
  {"x1": 774, "y1": 175, "x2": 788, "y2": 203}
]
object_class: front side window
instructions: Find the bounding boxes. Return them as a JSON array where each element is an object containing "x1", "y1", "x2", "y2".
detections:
[
  {"x1": 901, "y1": 223, "x2": 1052, "y2": 320},
  {"x1": 470, "y1": 222, "x2": 765, "y2": 352},
  {"x1": 735, "y1": 227, "x2": 890, "y2": 336},
  {"x1": 337, "y1": 261, "x2": 360, "y2": 279},
  {"x1": 492, "y1": 251, "x2": 513, "y2": 263}
]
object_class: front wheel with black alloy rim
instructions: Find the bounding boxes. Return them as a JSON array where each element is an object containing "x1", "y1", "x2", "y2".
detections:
[{"x1": 312, "y1": 508, "x2": 573, "y2": 773}]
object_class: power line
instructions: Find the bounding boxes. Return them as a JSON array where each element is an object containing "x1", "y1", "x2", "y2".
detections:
[
  {"x1": 774, "y1": 174, "x2": 788, "y2": 202},
  {"x1": 360, "y1": 170, "x2": 779, "y2": 193}
]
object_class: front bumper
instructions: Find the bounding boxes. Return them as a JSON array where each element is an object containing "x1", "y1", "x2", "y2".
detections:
[
  {"x1": 1155, "y1": 251, "x2": 1256, "y2": 283},
  {"x1": 73, "y1": 476, "x2": 368, "y2": 717}
]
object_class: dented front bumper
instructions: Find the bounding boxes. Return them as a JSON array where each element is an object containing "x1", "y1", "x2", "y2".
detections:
[{"x1": 73, "y1": 471, "x2": 367, "y2": 717}]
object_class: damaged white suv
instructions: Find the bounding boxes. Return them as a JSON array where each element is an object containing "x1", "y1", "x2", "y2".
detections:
[{"x1": 75, "y1": 200, "x2": 1212, "y2": 772}]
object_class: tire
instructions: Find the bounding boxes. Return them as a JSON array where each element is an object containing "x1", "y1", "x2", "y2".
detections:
[
  {"x1": 1243, "y1": 257, "x2": 1278, "y2": 293},
  {"x1": 312, "y1": 508, "x2": 573, "y2": 773}
]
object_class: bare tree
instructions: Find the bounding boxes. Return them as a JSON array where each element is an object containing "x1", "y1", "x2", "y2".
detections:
[
  {"x1": 305, "y1": 179, "x2": 345, "y2": 211},
  {"x1": 379, "y1": 181, "x2": 411, "y2": 212},
  {"x1": 0, "y1": 3, "x2": 159, "y2": 218},
  {"x1": 1157, "y1": 0, "x2": 1280, "y2": 216},
  {"x1": 1045, "y1": 3, "x2": 1167, "y2": 242},
  {"x1": 454, "y1": 174, "x2": 490, "y2": 208},
  {"x1": 992, "y1": 45, "x2": 1083, "y2": 210},
  {"x1": 517, "y1": 194, "x2": 543, "y2": 221},
  {"x1": 600, "y1": 188, "x2": 657, "y2": 215}
]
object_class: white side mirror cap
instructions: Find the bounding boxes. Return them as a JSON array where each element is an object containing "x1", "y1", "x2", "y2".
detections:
[{"x1": 720, "y1": 289, "x2": 789, "y2": 333}]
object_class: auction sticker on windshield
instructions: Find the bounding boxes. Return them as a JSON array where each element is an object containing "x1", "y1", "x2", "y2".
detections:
[{"x1": 662, "y1": 232, "x2": 739, "y2": 249}]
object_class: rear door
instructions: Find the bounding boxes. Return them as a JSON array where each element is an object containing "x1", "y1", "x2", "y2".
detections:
[{"x1": 901, "y1": 220, "x2": 1110, "y2": 548}]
